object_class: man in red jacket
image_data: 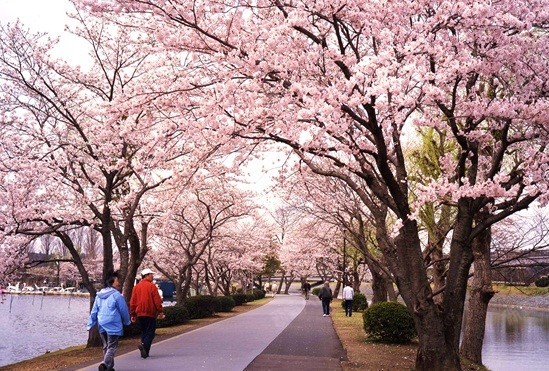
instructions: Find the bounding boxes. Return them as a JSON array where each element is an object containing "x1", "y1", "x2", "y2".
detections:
[{"x1": 130, "y1": 268, "x2": 165, "y2": 359}]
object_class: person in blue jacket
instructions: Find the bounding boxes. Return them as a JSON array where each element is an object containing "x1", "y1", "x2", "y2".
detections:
[{"x1": 87, "y1": 271, "x2": 131, "y2": 371}]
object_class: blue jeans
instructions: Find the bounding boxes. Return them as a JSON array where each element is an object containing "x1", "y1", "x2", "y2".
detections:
[
  {"x1": 137, "y1": 316, "x2": 157, "y2": 355},
  {"x1": 99, "y1": 332, "x2": 119, "y2": 370},
  {"x1": 321, "y1": 298, "x2": 331, "y2": 315},
  {"x1": 344, "y1": 300, "x2": 353, "y2": 316}
]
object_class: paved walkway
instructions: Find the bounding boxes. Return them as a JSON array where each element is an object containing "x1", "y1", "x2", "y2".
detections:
[{"x1": 78, "y1": 295, "x2": 346, "y2": 371}]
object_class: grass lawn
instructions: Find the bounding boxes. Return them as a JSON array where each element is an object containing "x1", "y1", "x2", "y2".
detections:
[{"x1": 330, "y1": 299, "x2": 417, "y2": 370}]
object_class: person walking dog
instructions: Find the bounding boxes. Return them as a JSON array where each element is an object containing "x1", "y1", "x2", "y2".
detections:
[
  {"x1": 130, "y1": 268, "x2": 165, "y2": 359},
  {"x1": 87, "y1": 271, "x2": 131, "y2": 371}
]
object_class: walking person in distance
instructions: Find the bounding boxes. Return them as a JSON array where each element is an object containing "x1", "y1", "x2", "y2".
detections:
[
  {"x1": 342, "y1": 283, "x2": 355, "y2": 317},
  {"x1": 86, "y1": 271, "x2": 131, "y2": 371},
  {"x1": 318, "y1": 281, "x2": 333, "y2": 316},
  {"x1": 303, "y1": 281, "x2": 311, "y2": 300},
  {"x1": 130, "y1": 268, "x2": 165, "y2": 359}
]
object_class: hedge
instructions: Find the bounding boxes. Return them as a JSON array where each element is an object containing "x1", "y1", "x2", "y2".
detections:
[
  {"x1": 183, "y1": 295, "x2": 217, "y2": 319},
  {"x1": 214, "y1": 295, "x2": 236, "y2": 312}
]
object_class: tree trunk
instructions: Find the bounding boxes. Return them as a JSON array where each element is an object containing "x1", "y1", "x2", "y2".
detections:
[
  {"x1": 277, "y1": 274, "x2": 284, "y2": 294},
  {"x1": 386, "y1": 277, "x2": 397, "y2": 301},
  {"x1": 440, "y1": 201, "x2": 475, "y2": 358},
  {"x1": 414, "y1": 306, "x2": 461, "y2": 370},
  {"x1": 86, "y1": 293, "x2": 102, "y2": 347},
  {"x1": 370, "y1": 268, "x2": 388, "y2": 304},
  {"x1": 380, "y1": 217, "x2": 462, "y2": 370},
  {"x1": 86, "y1": 325, "x2": 102, "y2": 348},
  {"x1": 460, "y1": 214, "x2": 494, "y2": 364},
  {"x1": 333, "y1": 279, "x2": 342, "y2": 298}
]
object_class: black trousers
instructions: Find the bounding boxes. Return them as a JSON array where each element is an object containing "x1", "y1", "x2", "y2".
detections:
[
  {"x1": 137, "y1": 316, "x2": 157, "y2": 354},
  {"x1": 344, "y1": 300, "x2": 353, "y2": 316}
]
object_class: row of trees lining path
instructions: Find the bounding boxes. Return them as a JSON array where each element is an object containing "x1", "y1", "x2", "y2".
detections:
[{"x1": 1, "y1": 1, "x2": 547, "y2": 369}]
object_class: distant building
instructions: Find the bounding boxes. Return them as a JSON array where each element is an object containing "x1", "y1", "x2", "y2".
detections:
[{"x1": 492, "y1": 250, "x2": 549, "y2": 285}]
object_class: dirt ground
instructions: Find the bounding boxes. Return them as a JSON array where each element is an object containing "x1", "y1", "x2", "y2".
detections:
[{"x1": 330, "y1": 300, "x2": 417, "y2": 371}]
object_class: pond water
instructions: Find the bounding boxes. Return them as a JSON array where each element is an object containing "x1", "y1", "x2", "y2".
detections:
[
  {"x1": 0, "y1": 294, "x2": 89, "y2": 367},
  {"x1": 482, "y1": 306, "x2": 549, "y2": 371},
  {"x1": 0, "y1": 294, "x2": 547, "y2": 369}
]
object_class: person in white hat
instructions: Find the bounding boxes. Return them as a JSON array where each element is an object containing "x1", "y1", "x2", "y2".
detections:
[{"x1": 129, "y1": 268, "x2": 165, "y2": 359}]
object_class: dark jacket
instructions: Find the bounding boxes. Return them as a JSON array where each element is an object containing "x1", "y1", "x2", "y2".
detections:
[{"x1": 318, "y1": 286, "x2": 333, "y2": 300}]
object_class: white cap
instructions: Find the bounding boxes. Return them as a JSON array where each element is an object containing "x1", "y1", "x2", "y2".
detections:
[{"x1": 141, "y1": 268, "x2": 155, "y2": 277}]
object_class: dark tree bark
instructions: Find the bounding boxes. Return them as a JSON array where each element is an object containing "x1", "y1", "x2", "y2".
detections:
[
  {"x1": 460, "y1": 212, "x2": 494, "y2": 364},
  {"x1": 370, "y1": 268, "x2": 388, "y2": 304}
]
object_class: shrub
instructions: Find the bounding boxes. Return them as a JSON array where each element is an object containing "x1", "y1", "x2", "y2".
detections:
[
  {"x1": 363, "y1": 301, "x2": 416, "y2": 344},
  {"x1": 183, "y1": 295, "x2": 216, "y2": 319},
  {"x1": 214, "y1": 295, "x2": 236, "y2": 312},
  {"x1": 534, "y1": 276, "x2": 549, "y2": 287},
  {"x1": 312, "y1": 287, "x2": 321, "y2": 296},
  {"x1": 341, "y1": 292, "x2": 369, "y2": 312},
  {"x1": 231, "y1": 293, "x2": 247, "y2": 306},
  {"x1": 124, "y1": 305, "x2": 190, "y2": 335},
  {"x1": 158, "y1": 305, "x2": 190, "y2": 327},
  {"x1": 245, "y1": 293, "x2": 256, "y2": 302},
  {"x1": 253, "y1": 289, "x2": 266, "y2": 300}
]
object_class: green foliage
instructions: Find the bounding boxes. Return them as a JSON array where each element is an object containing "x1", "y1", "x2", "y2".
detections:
[
  {"x1": 158, "y1": 305, "x2": 190, "y2": 327},
  {"x1": 213, "y1": 295, "x2": 236, "y2": 312},
  {"x1": 261, "y1": 254, "x2": 281, "y2": 276},
  {"x1": 534, "y1": 276, "x2": 549, "y2": 288},
  {"x1": 124, "y1": 305, "x2": 190, "y2": 335},
  {"x1": 340, "y1": 292, "x2": 368, "y2": 312},
  {"x1": 312, "y1": 287, "x2": 321, "y2": 296},
  {"x1": 231, "y1": 293, "x2": 247, "y2": 306},
  {"x1": 245, "y1": 293, "x2": 256, "y2": 302},
  {"x1": 253, "y1": 289, "x2": 266, "y2": 299},
  {"x1": 183, "y1": 295, "x2": 216, "y2": 319},
  {"x1": 363, "y1": 301, "x2": 416, "y2": 344}
]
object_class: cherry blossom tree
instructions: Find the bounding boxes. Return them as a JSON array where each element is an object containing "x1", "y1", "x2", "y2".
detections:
[
  {"x1": 281, "y1": 168, "x2": 395, "y2": 302},
  {"x1": 0, "y1": 6, "x2": 242, "y2": 348},
  {"x1": 201, "y1": 213, "x2": 273, "y2": 295},
  {"x1": 78, "y1": 1, "x2": 549, "y2": 368},
  {"x1": 147, "y1": 176, "x2": 258, "y2": 303}
]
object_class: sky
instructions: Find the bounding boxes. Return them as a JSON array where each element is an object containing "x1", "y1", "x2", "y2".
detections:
[
  {"x1": 0, "y1": 0, "x2": 90, "y2": 65},
  {"x1": 0, "y1": 0, "x2": 70, "y2": 33}
]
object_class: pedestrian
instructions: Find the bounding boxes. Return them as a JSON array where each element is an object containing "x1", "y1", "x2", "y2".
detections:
[
  {"x1": 86, "y1": 271, "x2": 131, "y2": 371},
  {"x1": 271, "y1": 283, "x2": 278, "y2": 297},
  {"x1": 342, "y1": 283, "x2": 355, "y2": 316},
  {"x1": 318, "y1": 281, "x2": 333, "y2": 316},
  {"x1": 130, "y1": 268, "x2": 165, "y2": 359},
  {"x1": 303, "y1": 281, "x2": 311, "y2": 300}
]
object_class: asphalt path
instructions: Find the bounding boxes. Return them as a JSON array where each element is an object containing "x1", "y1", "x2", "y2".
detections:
[
  {"x1": 245, "y1": 296, "x2": 346, "y2": 371},
  {"x1": 78, "y1": 294, "x2": 345, "y2": 371}
]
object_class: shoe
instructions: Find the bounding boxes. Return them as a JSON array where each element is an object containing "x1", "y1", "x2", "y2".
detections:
[
  {"x1": 138, "y1": 343, "x2": 148, "y2": 359},
  {"x1": 98, "y1": 363, "x2": 107, "y2": 371},
  {"x1": 323, "y1": 314, "x2": 327, "y2": 317}
]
